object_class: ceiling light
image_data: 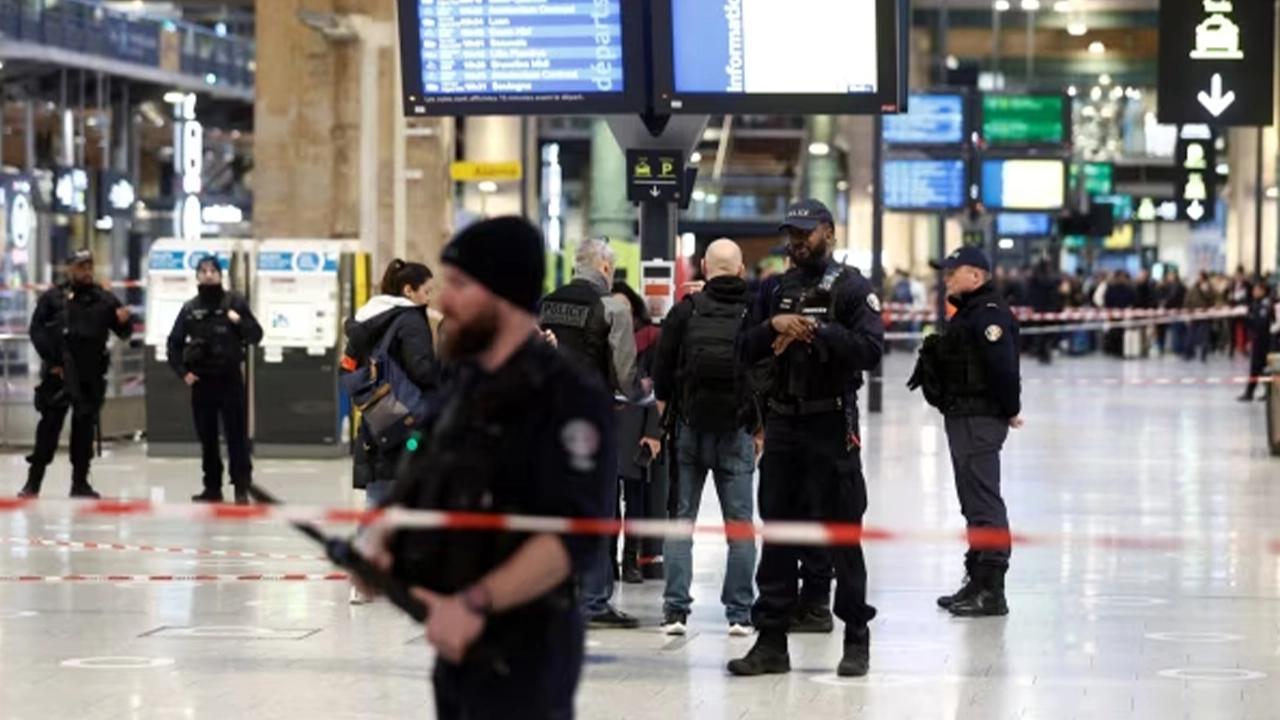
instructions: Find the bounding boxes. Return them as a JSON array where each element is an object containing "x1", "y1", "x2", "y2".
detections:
[
  {"x1": 994, "y1": 0, "x2": 1011, "y2": 12},
  {"x1": 163, "y1": 91, "x2": 186, "y2": 104},
  {"x1": 1067, "y1": 20, "x2": 1088, "y2": 36},
  {"x1": 1110, "y1": 86, "x2": 1124, "y2": 101},
  {"x1": 837, "y1": 180, "x2": 850, "y2": 192},
  {"x1": 1090, "y1": 86, "x2": 1103, "y2": 101},
  {"x1": 1088, "y1": 41, "x2": 1106, "y2": 54},
  {"x1": 998, "y1": 238, "x2": 1016, "y2": 250},
  {"x1": 1098, "y1": 73, "x2": 1113, "y2": 86},
  {"x1": 808, "y1": 141, "x2": 831, "y2": 157},
  {"x1": 1067, "y1": 85, "x2": 1078, "y2": 97},
  {"x1": 689, "y1": 151, "x2": 703, "y2": 164},
  {"x1": 946, "y1": 55, "x2": 960, "y2": 71},
  {"x1": 1021, "y1": 0, "x2": 1041, "y2": 10},
  {"x1": 1267, "y1": 187, "x2": 1279, "y2": 200},
  {"x1": 477, "y1": 181, "x2": 498, "y2": 194},
  {"x1": 1053, "y1": 0, "x2": 1071, "y2": 11},
  {"x1": 691, "y1": 189, "x2": 706, "y2": 202}
]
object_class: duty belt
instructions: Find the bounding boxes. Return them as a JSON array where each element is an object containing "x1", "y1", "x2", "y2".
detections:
[{"x1": 768, "y1": 397, "x2": 844, "y2": 416}]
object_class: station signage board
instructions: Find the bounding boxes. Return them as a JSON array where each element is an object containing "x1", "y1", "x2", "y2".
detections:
[
  {"x1": 1175, "y1": 125, "x2": 1218, "y2": 223},
  {"x1": 626, "y1": 150, "x2": 685, "y2": 204},
  {"x1": 1157, "y1": 0, "x2": 1275, "y2": 126}
]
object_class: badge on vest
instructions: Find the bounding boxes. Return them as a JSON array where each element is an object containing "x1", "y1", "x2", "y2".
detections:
[
  {"x1": 561, "y1": 419, "x2": 600, "y2": 473},
  {"x1": 867, "y1": 294, "x2": 882, "y2": 313},
  {"x1": 540, "y1": 302, "x2": 590, "y2": 329},
  {"x1": 985, "y1": 325, "x2": 1003, "y2": 343}
]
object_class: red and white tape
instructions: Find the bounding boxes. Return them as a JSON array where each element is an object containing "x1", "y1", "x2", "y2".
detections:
[
  {"x1": 886, "y1": 306, "x2": 1247, "y2": 324},
  {"x1": 0, "y1": 573, "x2": 348, "y2": 583},
  {"x1": 2, "y1": 536, "x2": 325, "y2": 561}
]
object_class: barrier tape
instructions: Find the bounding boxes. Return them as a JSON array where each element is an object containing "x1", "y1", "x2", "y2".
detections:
[
  {"x1": 885, "y1": 308, "x2": 1250, "y2": 341},
  {"x1": 0, "y1": 573, "x2": 349, "y2": 583},
  {"x1": 1, "y1": 536, "x2": 325, "y2": 561},
  {"x1": 886, "y1": 306, "x2": 1248, "y2": 324},
  {"x1": 0, "y1": 498, "x2": 1274, "y2": 554},
  {"x1": 868, "y1": 374, "x2": 1275, "y2": 387}
]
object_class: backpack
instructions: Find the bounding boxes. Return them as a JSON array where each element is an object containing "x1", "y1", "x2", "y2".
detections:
[
  {"x1": 678, "y1": 293, "x2": 746, "y2": 433},
  {"x1": 340, "y1": 312, "x2": 431, "y2": 449}
]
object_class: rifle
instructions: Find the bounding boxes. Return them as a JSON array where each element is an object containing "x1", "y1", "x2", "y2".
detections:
[{"x1": 246, "y1": 484, "x2": 427, "y2": 622}]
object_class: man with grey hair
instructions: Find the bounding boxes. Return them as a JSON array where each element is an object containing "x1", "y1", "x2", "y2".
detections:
[{"x1": 540, "y1": 236, "x2": 642, "y2": 629}]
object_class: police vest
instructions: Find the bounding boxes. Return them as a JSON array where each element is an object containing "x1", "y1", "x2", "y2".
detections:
[
  {"x1": 770, "y1": 264, "x2": 848, "y2": 403},
  {"x1": 61, "y1": 285, "x2": 115, "y2": 348},
  {"x1": 539, "y1": 281, "x2": 612, "y2": 387},
  {"x1": 934, "y1": 328, "x2": 1000, "y2": 417},
  {"x1": 181, "y1": 295, "x2": 238, "y2": 375}
]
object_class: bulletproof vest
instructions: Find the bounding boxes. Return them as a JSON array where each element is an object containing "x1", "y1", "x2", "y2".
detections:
[
  {"x1": 679, "y1": 292, "x2": 746, "y2": 432},
  {"x1": 63, "y1": 286, "x2": 113, "y2": 348},
  {"x1": 935, "y1": 298, "x2": 1003, "y2": 417},
  {"x1": 181, "y1": 294, "x2": 237, "y2": 375},
  {"x1": 770, "y1": 264, "x2": 848, "y2": 402},
  {"x1": 540, "y1": 280, "x2": 612, "y2": 387}
]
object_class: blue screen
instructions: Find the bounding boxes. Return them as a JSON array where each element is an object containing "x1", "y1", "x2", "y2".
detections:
[
  {"x1": 884, "y1": 94, "x2": 966, "y2": 145},
  {"x1": 416, "y1": 1, "x2": 625, "y2": 96},
  {"x1": 996, "y1": 213, "x2": 1053, "y2": 237},
  {"x1": 883, "y1": 159, "x2": 967, "y2": 211},
  {"x1": 981, "y1": 159, "x2": 1065, "y2": 210}
]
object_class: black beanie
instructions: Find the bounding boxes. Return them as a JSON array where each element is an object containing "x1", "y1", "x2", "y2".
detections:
[{"x1": 441, "y1": 216, "x2": 546, "y2": 312}]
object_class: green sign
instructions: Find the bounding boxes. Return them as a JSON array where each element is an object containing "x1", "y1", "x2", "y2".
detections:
[
  {"x1": 982, "y1": 95, "x2": 1066, "y2": 145},
  {"x1": 1075, "y1": 162, "x2": 1114, "y2": 195}
]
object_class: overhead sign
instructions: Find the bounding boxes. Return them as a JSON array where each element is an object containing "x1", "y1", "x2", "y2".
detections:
[
  {"x1": 651, "y1": 0, "x2": 903, "y2": 114},
  {"x1": 882, "y1": 158, "x2": 968, "y2": 212},
  {"x1": 981, "y1": 94, "x2": 1069, "y2": 146},
  {"x1": 1176, "y1": 125, "x2": 1218, "y2": 223},
  {"x1": 450, "y1": 161, "x2": 523, "y2": 183},
  {"x1": 626, "y1": 150, "x2": 685, "y2": 204},
  {"x1": 1157, "y1": 0, "x2": 1275, "y2": 126},
  {"x1": 1135, "y1": 196, "x2": 1182, "y2": 223},
  {"x1": 396, "y1": 0, "x2": 646, "y2": 116},
  {"x1": 883, "y1": 93, "x2": 967, "y2": 146},
  {"x1": 980, "y1": 159, "x2": 1066, "y2": 211}
]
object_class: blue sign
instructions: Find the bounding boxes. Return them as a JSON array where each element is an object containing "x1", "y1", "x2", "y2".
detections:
[
  {"x1": 981, "y1": 159, "x2": 1066, "y2": 211},
  {"x1": 149, "y1": 250, "x2": 187, "y2": 271},
  {"x1": 883, "y1": 159, "x2": 967, "y2": 211},
  {"x1": 257, "y1": 249, "x2": 339, "y2": 273},
  {"x1": 884, "y1": 94, "x2": 967, "y2": 146},
  {"x1": 258, "y1": 251, "x2": 294, "y2": 272},
  {"x1": 296, "y1": 252, "x2": 322, "y2": 272},
  {"x1": 996, "y1": 213, "x2": 1053, "y2": 237}
]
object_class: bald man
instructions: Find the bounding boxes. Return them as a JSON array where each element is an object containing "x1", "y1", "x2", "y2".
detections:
[{"x1": 652, "y1": 238, "x2": 758, "y2": 636}]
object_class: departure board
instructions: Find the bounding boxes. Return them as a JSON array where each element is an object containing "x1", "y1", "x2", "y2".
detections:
[
  {"x1": 397, "y1": 0, "x2": 644, "y2": 116},
  {"x1": 883, "y1": 159, "x2": 968, "y2": 212},
  {"x1": 981, "y1": 94, "x2": 1068, "y2": 146},
  {"x1": 883, "y1": 94, "x2": 967, "y2": 146}
]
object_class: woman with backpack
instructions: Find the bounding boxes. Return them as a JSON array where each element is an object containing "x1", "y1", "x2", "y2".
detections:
[{"x1": 344, "y1": 260, "x2": 438, "y2": 507}]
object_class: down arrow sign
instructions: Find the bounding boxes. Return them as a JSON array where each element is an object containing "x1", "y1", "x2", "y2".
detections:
[{"x1": 1197, "y1": 74, "x2": 1236, "y2": 118}]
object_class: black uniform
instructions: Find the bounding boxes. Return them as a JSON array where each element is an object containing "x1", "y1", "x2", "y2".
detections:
[
  {"x1": 910, "y1": 280, "x2": 1020, "y2": 615},
  {"x1": 742, "y1": 259, "x2": 884, "y2": 637},
  {"x1": 390, "y1": 337, "x2": 614, "y2": 720},
  {"x1": 1241, "y1": 295, "x2": 1276, "y2": 400},
  {"x1": 25, "y1": 281, "x2": 132, "y2": 494},
  {"x1": 539, "y1": 278, "x2": 614, "y2": 387},
  {"x1": 166, "y1": 286, "x2": 263, "y2": 496}
]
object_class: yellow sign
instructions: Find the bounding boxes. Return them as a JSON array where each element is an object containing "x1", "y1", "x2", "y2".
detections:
[
  {"x1": 634, "y1": 159, "x2": 653, "y2": 178},
  {"x1": 450, "y1": 161, "x2": 523, "y2": 183}
]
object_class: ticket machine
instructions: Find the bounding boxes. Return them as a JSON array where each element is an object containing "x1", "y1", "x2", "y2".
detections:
[
  {"x1": 251, "y1": 240, "x2": 355, "y2": 458},
  {"x1": 144, "y1": 238, "x2": 253, "y2": 457}
]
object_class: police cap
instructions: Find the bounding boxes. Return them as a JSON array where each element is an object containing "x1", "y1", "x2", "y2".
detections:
[{"x1": 940, "y1": 246, "x2": 992, "y2": 274}]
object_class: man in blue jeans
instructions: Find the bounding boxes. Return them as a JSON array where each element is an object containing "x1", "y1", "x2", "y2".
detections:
[{"x1": 652, "y1": 239, "x2": 758, "y2": 636}]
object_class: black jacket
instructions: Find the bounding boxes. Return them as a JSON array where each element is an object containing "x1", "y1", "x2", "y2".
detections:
[
  {"x1": 166, "y1": 287, "x2": 263, "y2": 378},
  {"x1": 30, "y1": 281, "x2": 132, "y2": 379},
  {"x1": 653, "y1": 275, "x2": 751, "y2": 427},
  {"x1": 946, "y1": 283, "x2": 1022, "y2": 418}
]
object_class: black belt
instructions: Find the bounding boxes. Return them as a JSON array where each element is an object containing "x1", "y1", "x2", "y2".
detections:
[{"x1": 768, "y1": 397, "x2": 843, "y2": 416}]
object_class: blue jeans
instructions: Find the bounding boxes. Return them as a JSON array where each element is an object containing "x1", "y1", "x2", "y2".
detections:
[
  {"x1": 663, "y1": 423, "x2": 757, "y2": 625},
  {"x1": 365, "y1": 479, "x2": 395, "y2": 509},
  {"x1": 579, "y1": 531, "x2": 616, "y2": 617}
]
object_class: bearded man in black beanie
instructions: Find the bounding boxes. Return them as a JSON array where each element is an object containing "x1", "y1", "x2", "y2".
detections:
[{"x1": 352, "y1": 216, "x2": 615, "y2": 720}]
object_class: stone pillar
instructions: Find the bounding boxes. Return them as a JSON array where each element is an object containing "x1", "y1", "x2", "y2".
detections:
[{"x1": 588, "y1": 119, "x2": 632, "y2": 241}]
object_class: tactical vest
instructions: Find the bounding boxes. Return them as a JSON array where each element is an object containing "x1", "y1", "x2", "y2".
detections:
[
  {"x1": 180, "y1": 294, "x2": 237, "y2": 375},
  {"x1": 935, "y1": 328, "x2": 1000, "y2": 417},
  {"x1": 539, "y1": 280, "x2": 613, "y2": 387},
  {"x1": 770, "y1": 264, "x2": 850, "y2": 403}
]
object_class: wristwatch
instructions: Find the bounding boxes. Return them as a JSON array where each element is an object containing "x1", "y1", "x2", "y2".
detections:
[{"x1": 461, "y1": 583, "x2": 493, "y2": 616}]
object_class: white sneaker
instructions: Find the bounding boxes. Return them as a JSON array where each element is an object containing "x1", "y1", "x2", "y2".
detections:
[
  {"x1": 660, "y1": 613, "x2": 688, "y2": 636},
  {"x1": 349, "y1": 586, "x2": 373, "y2": 606},
  {"x1": 728, "y1": 623, "x2": 754, "y2": 638}
]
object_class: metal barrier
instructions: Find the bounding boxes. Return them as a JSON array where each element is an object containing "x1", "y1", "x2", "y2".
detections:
[{"x1": 0, "y1": 0, "x2": 254, "y2": 90}]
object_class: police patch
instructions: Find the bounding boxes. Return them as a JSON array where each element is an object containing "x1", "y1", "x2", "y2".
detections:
[
  {"x1": 867, "y1": 294, "x2": 882, "y2": 313},
  {"x1": 561, "y1": 419, "x2": 601, "y2": 473},
  {"x1": 985, "y1": 324, "x2": 1003, "y2": 343}
]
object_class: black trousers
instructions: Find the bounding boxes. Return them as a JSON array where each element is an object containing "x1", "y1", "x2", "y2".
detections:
[
  {"x1": 190, "y1": 371, "x2": 252, "y2": 491},
  {"x1": 29, "y1": 374, "x2": 104, "y2": 483},
  {"x1": 1242, "y1": 334, "x2": 1272, "y2": 399},
  {"x1": 944, "y1": 415, "x2": 1011, "y2": 568},
  {"x1": 753, "y1": 411, "x2": 875, "y2": 633}
]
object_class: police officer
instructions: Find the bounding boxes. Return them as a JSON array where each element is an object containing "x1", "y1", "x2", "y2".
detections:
[
  {"x1": 166, "y1": 256, "x2": 263, "y2": 505},
  {"x1": 19, "y1": 250, "x2": 133, "y2": 499},
  {"x1": 729, "y1": 199, "x2": 884, "y2": 678},
  {"x1": 1238, "y1": 280, "x2": 1275, "y2": 402},
  {"x1": 539, "y1": 236, "x2": 644, "y2": 629},
  {"x1": 909, "y1": 246, "x2": 1021, "y2": 617},
  {"x1": 354, "y1": 217, "x2": 614, "y2": 720}
]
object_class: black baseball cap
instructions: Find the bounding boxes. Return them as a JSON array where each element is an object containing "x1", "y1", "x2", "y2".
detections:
[
  {"x1": 779, "y1": 199, "x2": 835, "y2": 232},
  {"x1": 941, "y1": 246, "x2": 992, "y2": 273},
  {"x1": 66, "y1": 249, "x2": 93, "y2": 266}
]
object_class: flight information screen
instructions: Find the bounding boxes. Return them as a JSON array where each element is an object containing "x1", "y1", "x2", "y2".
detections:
[
  {"x1": 883, "y1": 94, "x2": 967, "y2": 146},
  {"x1": 397, "y1": 0, "x2": 643, "y2": 116},
  {"x1": 883, "y1": 159, "x2": 968, "y2": 211},
  {"x1": 981, "y1": 94, "x2": 1067, "y2": 146},
  {"x1": 996, "y1": 213, "x2": 1053, "y2": 237},
  {"x1": 654, "y1": 0, "x2": 901, "y2": 114},
  {"x1": 981, "y1": 159, "x2": 1066, "y2": 210}
]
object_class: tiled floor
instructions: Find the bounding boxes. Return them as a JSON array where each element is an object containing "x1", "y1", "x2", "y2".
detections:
[{"x1": 1, "y1": 353, "x2": 1278, "y2": 719}]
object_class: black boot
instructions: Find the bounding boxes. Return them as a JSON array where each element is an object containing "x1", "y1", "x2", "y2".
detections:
[
  {"x1": 948, "y1": 565, "x2": 1009, "y2": 617},
  {"x1": 192, "y1": 488, "x2": 225, "y2": 503},
  {"x1": 620, "y1": 538, "x2": 642, "y2": 584},
  {"x1": 18, "y1": 463, "x2": 45, "y2": 498},
  {"x1": 789, "y1": 603, "x2": 834, "y2": 633},
  {"x1": 233, "y1": 480, "x2": 251, "y2": 506},
  {"x1": 837, "y1": 627, "x2": 871, "y2": 677},
  {"x1": 69, "y1": 468, "x2": 101, "y2": 499},
  {"x1": 640, "y1": 557, "x2": 664, "y2": 580},
  {"x1": 937, "y1": 556, "x2": 979, "y2": 609},
  {"x1": 727, "y1": 630, "x2": 790, "y2": 676}
]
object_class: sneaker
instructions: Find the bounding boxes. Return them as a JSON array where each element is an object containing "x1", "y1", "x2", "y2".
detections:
[
  {"x1": 660, "y1": 612, "x2": 688, "y2": 636},
  {"x1": 728, "y1": 622, "x2": 754, "y2": 638},
  {"x1": 349, "y1": 586, "x2": 374, "y2": 606},
  {"x1": 727, "y1": 632, "x2": 790, "y2": 676},
  {"x1": 587, "y1": 606, "x2": 640, "y2": 630}
]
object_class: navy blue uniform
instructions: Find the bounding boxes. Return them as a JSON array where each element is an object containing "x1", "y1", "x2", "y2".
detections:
[
  {"x1": 1241, "y1": 296, "x2": 1276, "y2": 400},
  {"x1": 390, "y1": 337, "x2": 614, "y2": 720},
  {"x1": 742, "y1": 259, "x2": 884, "y2": 635},
  {"x1": 941, "y1": 283, "x2": 1021, "y2": 570}
]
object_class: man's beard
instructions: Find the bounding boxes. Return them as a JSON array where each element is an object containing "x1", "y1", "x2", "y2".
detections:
[
  {"x1": 789, "y1": 238, "x2": 829, "y2": 270},
  {"x1": 441, "y1": 305, "x2": 499, "y2": 361}
]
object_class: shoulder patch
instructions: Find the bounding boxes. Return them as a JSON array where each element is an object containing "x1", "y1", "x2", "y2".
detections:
[
  {"x1": 561, "y1": 419, "x2": 601, "y2": 473},
  {"x1": 984, "y1": 324, "x2": 1004, "y2": 343},
  {"x1": 867, "y1": 294, "x2": 882, "y2": 313}
]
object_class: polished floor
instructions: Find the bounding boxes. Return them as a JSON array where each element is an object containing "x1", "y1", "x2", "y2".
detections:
[{"x1": 1, "y1": 353, "x2": 1278, "y2": 719}]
